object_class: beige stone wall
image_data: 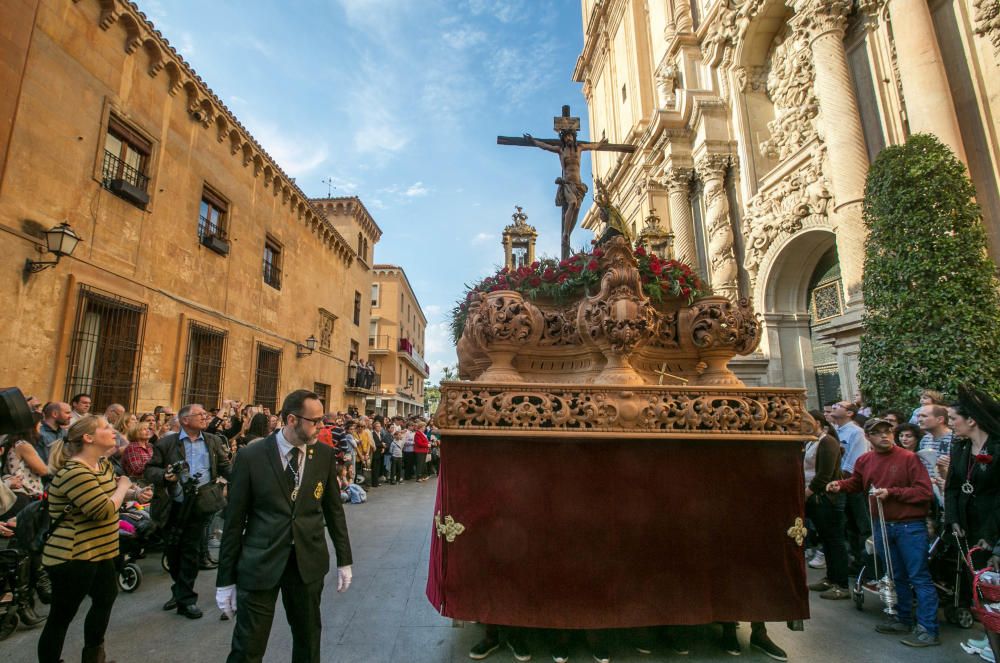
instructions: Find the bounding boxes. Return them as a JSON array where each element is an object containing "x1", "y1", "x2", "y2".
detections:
[
  {"x1": 368, "y1": 266, "x2": 428, "y2": 415},
  {"x1": 0, "y1": 0, "x2": 374, "y2": 412},
  {"x1": 575, "y1": 0, "x2": 1000, "y2": 404}
]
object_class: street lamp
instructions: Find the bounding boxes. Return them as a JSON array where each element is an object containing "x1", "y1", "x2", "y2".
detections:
[
  {"x1": 296, "y1": 335, "x2": 318, "y2": 358},
  {"x1": 24, "y1": 222, "x2": 83, "y2": 275}
]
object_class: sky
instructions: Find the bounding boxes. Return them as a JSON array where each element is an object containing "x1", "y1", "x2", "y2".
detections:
[{"x1": 140, "y1": 0, "x2": 595, "y2": 383}]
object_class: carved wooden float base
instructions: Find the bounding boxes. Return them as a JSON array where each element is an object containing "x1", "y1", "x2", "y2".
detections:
[{"x1": 435, "y1": 382, "x2": 815, "y2": 441}]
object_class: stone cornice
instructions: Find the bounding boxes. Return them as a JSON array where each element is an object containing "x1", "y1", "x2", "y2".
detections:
[
  {"x1": 72, "y1": 0, "x2": 356, "y2": 266},
  {"x1": 311, "y1": 196, "x2": 384, "y2": 242}
]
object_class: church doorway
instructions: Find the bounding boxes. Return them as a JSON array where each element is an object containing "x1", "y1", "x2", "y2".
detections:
[
  {"x1": 758, "y1": 227, "x2": 841, "y2": 408},
  {"x1": 806, "y1": 248, "x2": 844, "y2": 405}
]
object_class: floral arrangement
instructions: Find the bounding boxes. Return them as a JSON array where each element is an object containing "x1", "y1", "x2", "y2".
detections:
[
  {"x1": 976, "y1": 453, "x2": 994, "y2": 466},
  {"x1": 449, "y1": 243, "x2": 707, "y2": 344}
]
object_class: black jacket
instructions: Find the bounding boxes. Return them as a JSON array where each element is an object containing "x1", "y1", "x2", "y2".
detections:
[
  {"x1": 216, "y1": 434, "x2": 352, "y2": 591},
  {"x1": 144, "y1": 430, "x2": 232, "y2": 528},
  {"x1": 945, "y1": 435, "x2": 1000, "y2": 544}
]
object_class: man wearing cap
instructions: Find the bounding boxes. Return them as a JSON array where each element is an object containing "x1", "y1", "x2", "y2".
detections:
[{"x1": 827, "y1": 417, "x2": 938, "y2": 647}]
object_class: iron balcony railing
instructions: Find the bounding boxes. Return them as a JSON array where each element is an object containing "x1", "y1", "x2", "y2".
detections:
[
  {"x1": 346, "y1": 370, "x2": 381, "y2": 393},
  {"x1": 101, "y1": 150, "x2": 150, "y2": 193}
]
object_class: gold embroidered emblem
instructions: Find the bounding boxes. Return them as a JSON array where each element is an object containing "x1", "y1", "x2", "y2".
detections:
[
  {"x1": 314, "y1": 482, "x2": 324, "y2": 499},
  {"x1": 434, "y1": 511, "x2": 465, "y2": 543},
  {"x1": 786, "y1": 517, "x2": 807, "y2": 547}
]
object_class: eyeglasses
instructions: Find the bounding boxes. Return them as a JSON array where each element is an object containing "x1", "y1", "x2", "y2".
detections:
[{"x1": 294, "y1": 413, "x2": 324, "y2": 425}]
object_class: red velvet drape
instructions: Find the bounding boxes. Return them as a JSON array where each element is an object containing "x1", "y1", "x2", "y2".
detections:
[{"x1": 427, "y1": 435, "x2": 808, "y2": 628}]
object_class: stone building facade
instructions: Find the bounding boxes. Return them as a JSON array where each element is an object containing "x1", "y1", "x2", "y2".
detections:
[
  {"x1": 575, "y1": 0, "x2": 1000, "y2": 406},
  {"x1": 368, "y1": 265, "x2": 429, "y2": 418},
  {"x1": 0, "y1": 0, "x2": 377, "y2": 413}
]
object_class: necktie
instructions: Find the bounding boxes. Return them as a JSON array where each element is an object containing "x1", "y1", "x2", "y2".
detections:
[{"x1": 286, "y1": 446, "x2": 301, "y2": 498}]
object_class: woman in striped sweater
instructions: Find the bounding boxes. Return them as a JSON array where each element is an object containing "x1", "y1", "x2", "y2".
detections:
[{"x1": 37, "y1": 415, "x2": 143, "y2": 663}]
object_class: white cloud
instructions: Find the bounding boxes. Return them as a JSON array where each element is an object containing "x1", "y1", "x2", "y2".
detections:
[
  {"x1": 348, "y1": 59, "x2": 411, "y2": 157},
  {"x1": 471, "y1": 232, "x2": 493, "y2": 244},
  {"x1": 324, "y1": 174, "x2": 361, "y2": 195},
  {"x1": 488, "y1": 38, "x2": 558, "y2": 103},
  {"x1": 405, "y1": 182, "x2": 429, "y2": 197},
  {"x1": 242, "y1": 115, "x2": 329, "y2": 177},
  {"x1": 466, "y1": 0, "x2": 527, "y2": 23},
  {"x1": 424, "y1": 304, "x2": 442, "y2": 317},
  {"x1": 175, "y1": 32, "x2": 197, "y2": 60},
  {"x1": 442, "y1": 27, "x2": 487, "y2": 49}
]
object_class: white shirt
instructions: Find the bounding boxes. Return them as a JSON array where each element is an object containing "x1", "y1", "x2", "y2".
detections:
[{"x1": 275, "y1": 429, "x2": 306, "y2": 476}]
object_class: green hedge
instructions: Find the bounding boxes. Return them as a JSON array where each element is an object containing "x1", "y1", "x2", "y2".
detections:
[{"x1": 858, "y1": 133, "x2": 1000, "y2": 411}]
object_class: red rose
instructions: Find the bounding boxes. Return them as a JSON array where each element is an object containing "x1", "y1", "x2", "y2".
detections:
[
  {"x1": 530, "y1": 261, "x2": 540, "y2": 269},
  {"x1": 558, "y1": 273, "x2": 568, "y2": 283},
  {"x1": 559, "y1": 259, "x2": 569, "y2": 268},
  {"x1": 976, "y1": 453, "x2": 994, "y2": 465},
  {"x1": 592, "y1": 248, "x2": 604, "y2": 258},
  {"x1": 542, "y1": 268, "x2": 556, "y2": 281},
  {"x1": 529, "y1": 276, "x2": 541, "y2": 287},
  {"x1": 681, "y1": 287, "x2": 691, "y2": 297},
  {"x1": 650, "y1": 262, "x2": 663, "y2": 276},
  {"x1": 586, "y1": 259, "x2": 599, "y2": 271},
  {"x1": 635, "y1": 246, "x2": 646, "y2": 257}
]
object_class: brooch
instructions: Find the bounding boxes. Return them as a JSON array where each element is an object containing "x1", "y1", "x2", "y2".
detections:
[{"x1": 314, "y1": 482, "x2": 324, "y2": 499}]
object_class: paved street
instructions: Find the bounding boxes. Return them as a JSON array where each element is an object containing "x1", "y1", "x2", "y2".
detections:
[{"x1": 3, "y1": 478, "x2": 972, "y2": 662}]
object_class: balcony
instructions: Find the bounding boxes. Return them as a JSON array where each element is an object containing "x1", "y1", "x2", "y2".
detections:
[
  {"x1": 399, "y1": 338, "x2": 429, "y2": 377},
  {"x1": 101, "y1": 150, "x2": 150, "y2": 208},
  {"x1": 345, "y1": 369, "x2": 380, "y2": 395},
  {"x1": 368, "y1": 334, "x2": 393, "y2": 354}
]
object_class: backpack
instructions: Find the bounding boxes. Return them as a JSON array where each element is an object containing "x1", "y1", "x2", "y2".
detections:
[{"x1": 15, "y1": 496, "x2": 72, "y2": 554}]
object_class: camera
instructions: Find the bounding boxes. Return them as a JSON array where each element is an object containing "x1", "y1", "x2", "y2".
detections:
[{"x1": 167, "y1": 460, "x2": 189, "y2": 477}]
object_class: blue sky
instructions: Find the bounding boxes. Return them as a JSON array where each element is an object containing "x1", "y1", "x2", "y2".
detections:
[{"x1": 141, "y1": 0, "x2": 593, "y2": 382}]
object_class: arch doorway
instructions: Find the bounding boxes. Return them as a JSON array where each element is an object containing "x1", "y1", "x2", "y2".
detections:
[{"x1": 757, "y1": 228, "x2": 845, "y2": 408}]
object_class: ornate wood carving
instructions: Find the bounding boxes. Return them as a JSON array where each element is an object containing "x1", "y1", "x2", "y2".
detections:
[{"x1": 434, "y1": 383, "x2": 815, "y2": 440}]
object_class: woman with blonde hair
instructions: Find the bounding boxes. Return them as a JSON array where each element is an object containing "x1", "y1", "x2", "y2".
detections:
[
  {"x1": 38, "y1": 415, "x2": 150, "y2": 663},
  {"x1": 121, "y1": 421, "x2": 155, "y2": 479}
]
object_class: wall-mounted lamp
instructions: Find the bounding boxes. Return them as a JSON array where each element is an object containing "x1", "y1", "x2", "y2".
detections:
[
  {"x1": 24, "y1": 222, "x2": 83, "y2": 275},
  {"x1": 296, "y1": 335, "x2": 318, "y2": 358},
  {"x1": 406, "y1": 374, "x2": 414, "y2": 389}
]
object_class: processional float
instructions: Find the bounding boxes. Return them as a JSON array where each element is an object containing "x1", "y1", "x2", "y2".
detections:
[{"x1": 426, "y1": 107, "x2": 814, "y2": 629}]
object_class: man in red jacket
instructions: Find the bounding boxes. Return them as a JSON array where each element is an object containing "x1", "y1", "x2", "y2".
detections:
[{"x1": 828, "y1": 417, "x2": 938, "y2": 648}]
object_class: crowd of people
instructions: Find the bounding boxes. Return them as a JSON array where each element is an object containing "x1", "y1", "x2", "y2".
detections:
[
  {"x1": 800, "y1": 386, "x2": 1000, "y2": 660},
  {"x1": 0, "y1": 389, "x2": 437, "y2": 662},
  {"x1": 4, "y1": 383, "x2": 1000, "y2": 662}
]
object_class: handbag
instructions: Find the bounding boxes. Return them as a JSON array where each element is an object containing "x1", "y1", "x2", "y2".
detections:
[{"x1": 195, "y1": 481, "x2": 226, "y2": 514}]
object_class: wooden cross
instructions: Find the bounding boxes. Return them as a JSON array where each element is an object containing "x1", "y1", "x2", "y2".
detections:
[
  {"x1": 653, "y1": 362, "x2": 689, "y2": 386},
  {"x1": 497, "y1": 106, "x2": 636, "y2": 259}
]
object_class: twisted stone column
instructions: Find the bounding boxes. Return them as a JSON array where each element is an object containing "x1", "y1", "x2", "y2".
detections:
[
  {"x1": 886, "y1": 0, "x2": 967, "y2": 163},
  {"x1": 790, "y1": 0, "x2": 869, "y2": 303},
  {"x1": 695, "y1": 154, "x2": 739, "y2": 302},
  {"x1": 662, "y1": 167, "x2": 697, "y2": 268}
]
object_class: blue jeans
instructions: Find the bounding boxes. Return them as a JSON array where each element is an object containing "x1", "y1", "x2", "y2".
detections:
[{"x1": 873, "y1": 520, "x2": 938, "y2": 635}]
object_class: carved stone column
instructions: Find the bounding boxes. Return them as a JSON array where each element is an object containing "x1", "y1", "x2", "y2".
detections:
[
  {"x1": 695, "y1": 154, "x2": 739, "y2": 302},
  {"x1": 885, "y1": 0, "x2": 967, "y2": 163},
  {"x1": 790, "y1": 0, "x2": 868, "y2": 304},
  {"x1": 662, "y1": 167, "x2": 697, "y2": 268}
]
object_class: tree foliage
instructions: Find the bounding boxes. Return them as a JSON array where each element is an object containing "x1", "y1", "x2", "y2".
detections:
[{"x1": 858, "y1": 133, "x2": 1000, "y2": 410}]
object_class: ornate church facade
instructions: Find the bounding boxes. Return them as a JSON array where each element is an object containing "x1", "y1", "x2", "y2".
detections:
[{"x1": 575, "y1": 0, "x2": 1000, "y2": 406}]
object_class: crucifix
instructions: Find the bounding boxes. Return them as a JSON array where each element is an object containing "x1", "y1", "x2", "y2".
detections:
[
  {"x1": 653, "y1": 362, "x2": 689, "y2": 386},
  {"x1": 498, "y1": 105, "x2": 637, "y2": 259}
]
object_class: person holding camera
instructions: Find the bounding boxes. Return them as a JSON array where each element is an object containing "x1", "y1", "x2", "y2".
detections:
[
  {"x1": 38, "y1": 415, "x2": 151, "y2": 663},
  {"x1": 145, "y1": 403, "x2": 232, "y2": 619},
  {"x1": 216, "y1": 389, "x2": 352, "y2": 663}
]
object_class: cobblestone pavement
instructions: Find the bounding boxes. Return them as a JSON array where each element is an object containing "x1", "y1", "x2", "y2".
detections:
[{"x1": 2, "y1": 477, "x2": 974, "y2": 661}]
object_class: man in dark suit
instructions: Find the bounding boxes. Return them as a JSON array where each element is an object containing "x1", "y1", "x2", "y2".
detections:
[
  {"x1": 145, "y1": 402, "x2": 232, "y2": 618},
  {"x1": 216, "y1": 389, "x2": 353, "y2": 663}
]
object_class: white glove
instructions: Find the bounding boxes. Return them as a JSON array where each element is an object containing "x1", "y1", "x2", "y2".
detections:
[
  {"x1": 337, "y1": 565, "x2": 352, "y2": 593},
  {"x1": 216, "y1": 584, "x2": 237, "y2": 618}
]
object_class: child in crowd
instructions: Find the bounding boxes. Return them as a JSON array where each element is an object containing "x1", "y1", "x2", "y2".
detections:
[{"x1": 389, "y1": 430, "x2": 404, "y2": 485}]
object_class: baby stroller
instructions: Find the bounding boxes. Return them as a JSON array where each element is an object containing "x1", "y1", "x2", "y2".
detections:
[
  {"x1": 0, "y1": 548, "x2": 22, "y2": 640},
  {"x1": 117, "y1": 503, "x2": 155, "y2": 592},
  {"x1": 929, "y1": 532, "x2": 975, "y2": 628}
]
